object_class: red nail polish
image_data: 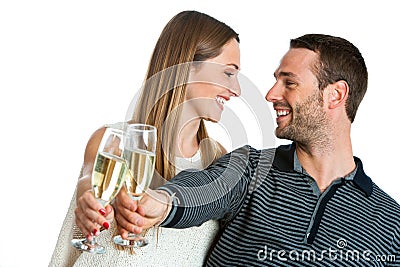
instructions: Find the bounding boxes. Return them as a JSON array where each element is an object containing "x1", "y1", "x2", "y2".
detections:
[
  {"x1": 99, "y1": 208, "x2": 106, "y2": 216},
  {"x1": 92, "y1": 228, "x2": 98, "y2": 235},
  {"x1": 102, "y1": 221, "x2": 110, "y2": 230}
]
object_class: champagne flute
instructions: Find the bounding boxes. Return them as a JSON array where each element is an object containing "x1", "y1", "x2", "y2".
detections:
[
  {"x1": 113, "y1": 123, "x2": 157, "y2": 248},
  {"x1": 71, "y1": 126, "x2": 128, "y2": 254}
]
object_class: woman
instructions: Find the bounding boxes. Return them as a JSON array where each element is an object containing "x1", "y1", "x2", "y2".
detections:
[{"x1": 49, "y1": 10, "x2": 240, "y2": 266}]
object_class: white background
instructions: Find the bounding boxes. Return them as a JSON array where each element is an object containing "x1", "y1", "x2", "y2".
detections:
[{"x1": 0, "y1": 1, "x2": 399, "y2": 266}]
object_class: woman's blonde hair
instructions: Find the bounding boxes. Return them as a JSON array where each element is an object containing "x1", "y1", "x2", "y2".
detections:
[{"x1": 132, "y1": 10, "x2": 239, "y2": 181}]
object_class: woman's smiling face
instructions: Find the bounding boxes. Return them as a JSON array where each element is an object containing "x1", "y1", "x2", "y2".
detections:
[{"x1": 185, "y1": 38, "x2": 241, "y2": 122}]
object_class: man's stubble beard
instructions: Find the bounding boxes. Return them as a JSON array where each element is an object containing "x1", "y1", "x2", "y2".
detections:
[{"x1": 276, "y1": 90, "x2": 331, "y2": 149}]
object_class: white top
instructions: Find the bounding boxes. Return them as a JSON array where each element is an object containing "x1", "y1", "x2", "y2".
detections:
[
  {"x1": 49, "y1": 150, "x2": 220, "y2": 267},
  {"x1": 175, "y1": 149, "x2": 202, "y2": 173}
]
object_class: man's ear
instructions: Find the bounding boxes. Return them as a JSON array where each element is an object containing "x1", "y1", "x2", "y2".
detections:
[{"x1": 328, "y1": 80, "x2": 349, "y2": 109}]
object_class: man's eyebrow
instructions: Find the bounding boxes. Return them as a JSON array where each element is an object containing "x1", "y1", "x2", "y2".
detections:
[{"x1": 273, "y1": 71, "x2": 298, "y2": 79}]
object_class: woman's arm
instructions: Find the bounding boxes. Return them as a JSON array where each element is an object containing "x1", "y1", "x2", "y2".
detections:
[{"x1": 74, "y1": 127, "x2": 112, "y2": 238}]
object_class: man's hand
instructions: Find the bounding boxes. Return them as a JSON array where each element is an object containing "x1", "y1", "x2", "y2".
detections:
[{"x1": 113, "y1": 188, "x2": 171, "y2": 239}]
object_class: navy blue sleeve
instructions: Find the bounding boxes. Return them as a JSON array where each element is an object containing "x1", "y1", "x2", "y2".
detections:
[{"x1": 158, "y1": 145, "x2": 269, "y2": 228}]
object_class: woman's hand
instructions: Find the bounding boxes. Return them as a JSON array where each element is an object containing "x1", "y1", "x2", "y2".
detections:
[
  {"x1": 74, "y1": 127, "x2": 111, "y2": 239},
  {"x1": 74, "y1": 183, "x2": 112, "y2": 239}
]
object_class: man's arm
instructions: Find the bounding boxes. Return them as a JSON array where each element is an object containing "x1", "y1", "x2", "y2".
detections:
[
  {"x1": 114, "y1": 145, "x2": 264, "y2": 235},
  {"x1": 159, "y1": 145, "x2": 257, "y2": 228}
]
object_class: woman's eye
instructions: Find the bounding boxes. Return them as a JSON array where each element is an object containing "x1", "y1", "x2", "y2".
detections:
[{"x1": 224, "y1": 71, "x2": 234, "y2": 77}]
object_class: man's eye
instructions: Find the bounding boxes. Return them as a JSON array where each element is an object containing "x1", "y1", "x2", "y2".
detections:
[{"x1": 285, "y1": 80, "x2": 296, "y2": 87}]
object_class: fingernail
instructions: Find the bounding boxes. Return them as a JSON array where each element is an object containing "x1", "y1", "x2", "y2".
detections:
[
  {"x1": 99, "y1": 208, "x2": 106, "y2": 216},
  {"x1": 102, "y1": 221, "x2": 110, "y2": 229},
  {"x1": 92, "y1": 228, "x2": 98, "y2": 236}
]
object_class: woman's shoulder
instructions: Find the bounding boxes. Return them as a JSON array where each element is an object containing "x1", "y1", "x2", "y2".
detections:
[
  {"x1": 205, "y1": 137, "x2": 227, "y2": 154},
  {"x1": 87, "y1": 121, "x2": 126, "y2": 147}
]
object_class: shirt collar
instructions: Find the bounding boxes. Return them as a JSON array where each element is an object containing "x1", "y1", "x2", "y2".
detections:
[{"x1": 272, "y1": 142, "x2": 373, "y2": 197}]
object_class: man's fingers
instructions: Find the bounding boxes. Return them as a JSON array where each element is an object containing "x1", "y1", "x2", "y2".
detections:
[
  {"x1": 116, "y1": 187, "x2": 140, "y2": 210},
  {"x1": 136, "y1": 206, "x2": 146, "y2": 216}
]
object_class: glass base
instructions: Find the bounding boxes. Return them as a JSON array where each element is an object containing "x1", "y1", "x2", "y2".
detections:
[
  {"x1": 71, "y1": 238, "x2": 106, "y2": 254},
  {"x1": 113, "y1": 233, "x2": 148, "y2": 248}
]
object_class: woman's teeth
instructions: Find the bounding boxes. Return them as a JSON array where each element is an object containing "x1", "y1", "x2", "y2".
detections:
[{"x1": 216, "y1": 96, "x2": 226, "y2": 105}]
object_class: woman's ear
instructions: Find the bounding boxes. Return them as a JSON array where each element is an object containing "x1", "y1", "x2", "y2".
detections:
[{"x1": 328, "y1": 80, "x2": 349, "y2": 109}]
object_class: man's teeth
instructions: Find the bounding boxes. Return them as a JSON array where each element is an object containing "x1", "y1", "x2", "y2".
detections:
[
  {"x1": 216, "y1": 96, "x2": 226, "y2": 105},
  {"x1": 276, "y1": 110, "x2": 290, "y2": 116}
]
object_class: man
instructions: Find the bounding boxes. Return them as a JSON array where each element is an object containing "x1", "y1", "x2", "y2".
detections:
[{"x1": 114, "y1": 34, "x2": 400, "y2": 266}]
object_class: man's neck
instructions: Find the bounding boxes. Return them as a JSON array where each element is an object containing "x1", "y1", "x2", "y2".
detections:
[{"x1": 295, "y1": 136, "x2": 356, "y2": 193}]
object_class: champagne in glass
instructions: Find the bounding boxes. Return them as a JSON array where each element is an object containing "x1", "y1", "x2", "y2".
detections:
[
  {"x1": 72, "y1": 127, "x2": 128, "y2": 254},
  {"x1": 113, "y1": 123, "x2": 157, "y2": 248},
  {"x1": 92, "y1": 151, "x2": 129, "y2": 206},
  {"x1": 124, "y1": 148, "x2": 156, "y2": 199}
]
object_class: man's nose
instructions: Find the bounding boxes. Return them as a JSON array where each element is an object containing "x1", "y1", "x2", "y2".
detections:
[{"x1": 265, "y1": 82, "x2": 283, "y2": 102}]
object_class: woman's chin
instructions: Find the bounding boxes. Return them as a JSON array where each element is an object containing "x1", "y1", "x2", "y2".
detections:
[{"x1": 204, "y1": 116, "x2": 220, "y2": 123}]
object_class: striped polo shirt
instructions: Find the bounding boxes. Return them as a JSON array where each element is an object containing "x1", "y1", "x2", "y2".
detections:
[{"x1": 159, "y1": 144, "x2": 400, "y2": 266}]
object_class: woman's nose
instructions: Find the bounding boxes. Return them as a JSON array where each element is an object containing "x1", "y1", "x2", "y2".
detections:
[{"x1": 229, "y1": 77, "x2": 241, "y2": 96}]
